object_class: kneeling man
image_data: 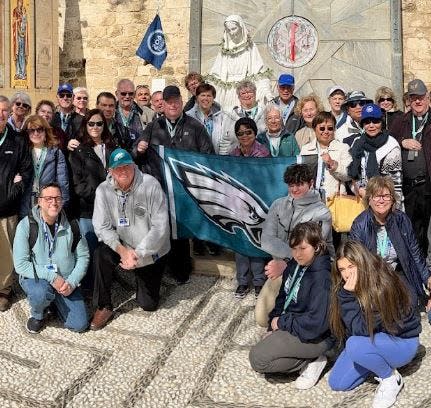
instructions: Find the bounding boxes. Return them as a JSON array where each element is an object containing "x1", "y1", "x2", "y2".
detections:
[
  {"x1": 90, "y1": 148, "x2": 170, "y2": 330},
  {"x1": 13, "y1": 183, "x2": 90, "y2": 333}
]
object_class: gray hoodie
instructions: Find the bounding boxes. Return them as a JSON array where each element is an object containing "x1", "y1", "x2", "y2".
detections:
[
  {"x1": 261, "y1": 189, "x2": 334, "y2": 260},
  {"x1": 93, "y1": 166, "x2": 170, "y2": 267}
]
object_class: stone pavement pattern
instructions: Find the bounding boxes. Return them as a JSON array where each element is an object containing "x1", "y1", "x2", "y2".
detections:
[{"x1": 0, "y1": 274, "x2": 431, "y2": 408}]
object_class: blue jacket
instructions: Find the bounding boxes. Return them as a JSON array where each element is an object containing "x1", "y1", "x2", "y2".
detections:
[
  {"x1": 350, "y1": 209, "x2": 430, "y2": 297},
  {"x1": 338, "y1": 287, "x2": 421, "y2": 338},
  {"x1": 21, "y1": 147, "x2": 69, "y2": 218},
  {"x1": 256, "y1": 130, "x2": 300, "y2": 157},
  {"x1": 269, "y1": 254, "x2": 332, "y2": 343},
  {"x1": 13, "y1": 207, "x2": 89, "y2": 289}
]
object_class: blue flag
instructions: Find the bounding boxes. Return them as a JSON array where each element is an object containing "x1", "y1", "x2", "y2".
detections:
[
  {"x1": 158, "y1": 147, "x2": 297, "y2": 257},
  {"x1": 136, "y1": 14, "x2": 167, "y2": 70}
]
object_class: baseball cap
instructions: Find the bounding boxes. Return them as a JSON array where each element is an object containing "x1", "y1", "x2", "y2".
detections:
[
  {"x1": 407, "y1": 79, "x2": 428, "y2": 96},
  {"x1": 57, "y1": 83, "x2": 73, "y2": 94},
  {"x1": 327, "y1": 85, "x2": 346, "y2": 98},
  {"x1": 109, "y1": 148, "x2": 134, "y2": 169},
  {"x1": 278, "y1": 74, "x2": 295, "y2": 86},
  {"x1": 163, "y1": 85, "x2": 181, "y2": 100},
  {"x1": 360, "y1": 103, "x2": 383, "y2": 124}
]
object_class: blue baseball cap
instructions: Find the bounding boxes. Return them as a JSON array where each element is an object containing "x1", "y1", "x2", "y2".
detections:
[
  {"x1": 278, "y1": 74, "x2": 295, "y2": 86},
  {"x1": 360, "y1": 103, "x2": 383, "y2": 124},
  {"x1": 57, "y1": 83, "x2": 73, "y2": 94},
  {"x1": 109, "y1": 148, "x2": 134, "y2": 169}
]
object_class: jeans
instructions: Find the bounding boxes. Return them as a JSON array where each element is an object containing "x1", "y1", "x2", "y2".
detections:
[
  {"x1": 235, "y1": 253, "x2": 266, "y2": 286},
  {"x1": 20, "y1": 276, "x2": 88, "y2": 332},
  {"x1": 329, "y1": 333, "x2": 419, "y2": 391}
]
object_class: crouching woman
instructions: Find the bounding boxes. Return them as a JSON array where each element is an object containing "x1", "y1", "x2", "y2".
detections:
[
  {"x1": 249, "y1": 221, "x2": 332, "y2": 390},
  {"x1": 329, "y1": 240, "x2": 420, "y2": 408}
]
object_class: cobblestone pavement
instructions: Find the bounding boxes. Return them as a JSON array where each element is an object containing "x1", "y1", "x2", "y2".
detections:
[{"x1": 1, "y1": 273, "x2": 430, "y2": 408}]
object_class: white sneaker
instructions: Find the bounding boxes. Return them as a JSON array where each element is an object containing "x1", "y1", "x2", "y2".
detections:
[
  {"x1": 294, "y1": 355, "x2": 327, "y2": 390},
  {"x1": 372, "y1": 369, "x2": 404, "y2": 408}
]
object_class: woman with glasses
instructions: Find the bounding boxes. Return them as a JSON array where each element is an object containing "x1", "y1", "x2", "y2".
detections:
[
  {"x1": 69, "y1": 109, "x2": 116, "y2": 289},
  {"x1": 300, "y1": 111, "x2": 352, "y2": 201},
  {"x1": 348, "y1": 104, "x2": 403, "y2": 203},
  {"x1": 20, "y1": 115, "x2": 69, "y2": 218},
  {"x1": 8, "y1": 91, "x2": 32, "y2": 132},
  {"x1": 350, "y1": 176, "x2": 431, "y2": 303},
  {"x1": 293, "y1": 94, "x2": 323, "y2": 148},
  {"x1": 375, "y1": 86, "x2": 403, "y2": 131},
  {"x1": 73, "y1": 87, "x2": 89, "y2": 117}
]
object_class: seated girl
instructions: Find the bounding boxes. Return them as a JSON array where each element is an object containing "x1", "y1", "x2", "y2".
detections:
[
  {"x1": 249, "y1": 221, "x2": 332, "y2": 390},
  {"x1": 329, "y1": 240, "x2": 421, "y2": 408}
]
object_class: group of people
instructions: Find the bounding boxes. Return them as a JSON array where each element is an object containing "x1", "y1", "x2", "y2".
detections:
[{"x1": 0, "y1": 70, "x2": 430, "y2": 408}]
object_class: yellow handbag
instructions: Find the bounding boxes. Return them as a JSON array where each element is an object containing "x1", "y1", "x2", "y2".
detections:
[{"x1": 326, "y1": 182, "x2": 365, "y2": 233}]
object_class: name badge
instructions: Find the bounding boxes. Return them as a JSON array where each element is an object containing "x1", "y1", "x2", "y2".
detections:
[
  {"x1": 46, "y1": 264, "x2": 58, "y2": 273},
  {"x1": 118, "y1": 217, "x2": 130, "y2": 227}
]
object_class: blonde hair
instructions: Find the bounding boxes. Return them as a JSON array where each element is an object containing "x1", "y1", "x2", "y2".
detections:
[
  {"x1": 375, "y1": 86, "x2": 398, "y2": 110},
  {"x1": 294, "y1": 93, "x2": 323, "y2": 116},
  {"x1": 363, "y1": 176, "x2": 398, "y2": 210}
]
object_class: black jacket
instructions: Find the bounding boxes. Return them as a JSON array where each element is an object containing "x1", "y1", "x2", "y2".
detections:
[
  {"x1": 269, "y1": 254, "x2": 332, "y2": 343},
  {"x1": 0, "y1": 124, "x2": 33, "y2": 218},
  {"x1": 68, "y1": 144, "x2": 112, "y2": 218},
  {"x1": 338, "y1": 287, "x2": 421, "y2": 338},
  {"x1": 52, "y1": 111, "x2": 83, "y2": 141},
  {"x1": 135, "y1": 114, "x2": 214, "y2": 154},
  {"x1": 350, "y1": 209, "x2": 430, "y2": 298}
]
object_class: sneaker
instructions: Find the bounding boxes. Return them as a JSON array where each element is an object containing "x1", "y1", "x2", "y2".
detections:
[
  {"x1": 295, "y1": 355, "x2": 327, "y2": 390},
  {"x1": 26, "y1": 317, "x2": 44, "y2": 334},
  {"x1": 254, "y1": 286, "x2": 263, "y2": 298},
  {"x1": 372, "y1": 369, "x2": 404, "y2": 408},
  {"x1": 234, "y1": 285, "x2": 249, "y2": 299}
]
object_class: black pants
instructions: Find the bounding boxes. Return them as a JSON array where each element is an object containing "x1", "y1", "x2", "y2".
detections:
[
  {"x1": 93, "y1": 243, "x2": 165, "y2": 311},
  {"x1": 403, "y1": 182, "x2": 431, "y2": 256},
  {"x1": 167, "y1": 238, "x2": 192, "y2": 282}
]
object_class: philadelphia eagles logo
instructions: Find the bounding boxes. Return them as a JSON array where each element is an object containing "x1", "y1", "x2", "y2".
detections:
[{"x1": 167, "y1": 158, "x2": 269, "y2": 248}]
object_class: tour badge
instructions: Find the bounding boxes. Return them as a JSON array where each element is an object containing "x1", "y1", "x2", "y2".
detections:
[{"x1": 267, "y1": 16, "x2": 318, "y2": 68}]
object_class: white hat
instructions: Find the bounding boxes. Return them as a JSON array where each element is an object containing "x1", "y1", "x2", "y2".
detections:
[{"x1": 327, "y1": 85, "x2": 347, "y2": 98}]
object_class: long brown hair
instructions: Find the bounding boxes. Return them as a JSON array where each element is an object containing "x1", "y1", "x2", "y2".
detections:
[
  {"x1": 329, "y1": 240, "x2": 412, "y2": 342},
  {"x1": 79, "y1": 108, "x2": 115, "y2": 149},
  {"x1": 23, "y1": 115, "x2": 58, "y2": 148}
]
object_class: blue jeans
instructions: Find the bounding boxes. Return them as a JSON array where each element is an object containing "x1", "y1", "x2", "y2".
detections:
[
  {"x1": 20, "y1": 277, "x2": 88, "y2": 332},
  {"x1": 329, "y1": 333, "x2": 419, "y2": 391}
]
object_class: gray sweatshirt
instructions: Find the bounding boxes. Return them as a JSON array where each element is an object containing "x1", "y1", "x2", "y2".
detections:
[
  {"x1": 93, "y1": 166, "x2": 170, "y2": 267},
  {"x1": 261, "y1": 189, "x2": 334, "y2": 259}
]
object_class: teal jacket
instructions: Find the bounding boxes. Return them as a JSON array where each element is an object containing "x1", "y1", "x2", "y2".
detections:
[
  {"x1": 13, "y1": 207, "x2": 89, "y2": 289},
  {"x1": 256, "y1": 130, "x2": 300, "y2": 157}
]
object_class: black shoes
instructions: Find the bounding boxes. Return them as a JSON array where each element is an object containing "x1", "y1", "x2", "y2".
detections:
[
  {"x1": 235, "y1": 285, "x2": 249, "y2": 299},
  {"x1": 26, "y1": 317, "x2": 44, "y2": 334}
]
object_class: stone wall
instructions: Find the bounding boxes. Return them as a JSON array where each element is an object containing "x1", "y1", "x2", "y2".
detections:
[
  {"x1": 402, "y1": 0, "x2": 431, "y2": 88},
  {"x1": 59, "y1": 0, "x2": 191, "y2": 105}
]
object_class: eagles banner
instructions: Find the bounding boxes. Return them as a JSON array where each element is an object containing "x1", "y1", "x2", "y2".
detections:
[{"x1": 158, "y1": 147, "x2": 297, "y2": 257}]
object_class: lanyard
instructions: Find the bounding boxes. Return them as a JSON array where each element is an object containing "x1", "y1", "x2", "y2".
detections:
[
  {"x1": 119, "y1": 192, "x2": 128, "y2": 217},
  {"x1": 316, "y1": 145, "x2": 326, "y2": 189},
  {"x1": 282, "y1": 264, "x2": 306, "y2": 313},
  {"x1": 166, "y1": 118, "x2": 179, "y2": 139},
  {"x1": 377, "y1": 229, "x2": 389, "y2": 258},
  {"x1": 119, "y1": 108, "x2": 131, "y2": 127},
  {"x1": 412, "y1": 112, "x2": 429, "y2": 140},
  {"x1": 43, "y1": 220, "x2": 59, "y2": 263},
  {"x1": 204, "y1": 116, "x2": 214, "y2": 136},
  {"x1": 0, "y1": 127, "x2": 8, "y2": 147},
  {"x1": 33, "y1": 147, "x2": 47, "y2": 180},
  {"x1": 243, "y1": 106, "x2": 258, "y2": 119},
  {"x1": 60, "y1": 112, "x2": 70, "y2": 131}
]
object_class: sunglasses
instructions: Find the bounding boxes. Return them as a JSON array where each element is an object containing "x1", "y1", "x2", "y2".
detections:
[
  {"x1": 236, "y1": 129, "x2": 254, "y2": 137},
  {"x1": 362, "y1": 118, "x2": 381, "y2": 125},
  {"x1": 75, "y1": 96, "x2": 88, "y2": 101},
  {"x1": 120, "y1": 92, "x2": 135, "y2": 97},
  {"x1": 15, "y1": 101, "x2": 30, "y2": 109},
  {"x1": 87, "y1": 121, "x2": 104, "y2": 127},
  {"x1": 27, "y1": 127, "x2": 45, "y2": 134},
  {"x1": 347, "y1": 100, "x2": 367, "y2": 108},
  {"x1": 58, "y1": 93, "x2": 73, "y2": 99},
  {"x1": 318, "y1": 126, "x2": 334, "y2": 132},
  {"x1": 378, "y1": 97, "x2": 394, "y2": 103}
]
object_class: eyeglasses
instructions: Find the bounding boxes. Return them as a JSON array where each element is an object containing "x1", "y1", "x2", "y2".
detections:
[
  {"x1": 27, "y1": 127, "x2": 45, "y2": 134},
  {"x1": 239, "y1": 90, "x2": 255, "y2": 96},
  {"x1": 75, "y1": 96, "x2": 88, "y2": 101},
  {"x1": 347, "y1": 100, "x2": 367, "y2": 108},
  {"x1": 15, "y1": 101, "x2": 30, "y2": 109},
  {"x1": 120, "y1": 92, "x2": 135, "y2": 97},
  {"x1": 39, "y1": 196, "x2": 62, "y2": 203},
  {"x1": 87, "y1": 121, "x2": 104, "y2": 127},
  {"x1": 378, "y1": 97, "x2": 394, "y2": 103},
  {"x1": 236, "y1": 129, "x2": 254, "y2": 137},
  {"x1": 371, "y1": 194, "x2": 392, "y2": 202},
  {"x1": 58, "y1": 93, "x2": 73, "y2": 99},
  {"x1": 362, "y1": 118, "x2": 381, "y2": 125},
  {"x1": 409, "y1": 94, "x2": 427, "y2": 101},
  {"x1": 318, "y1": 126, "x2": 334, "y2": 132}
]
